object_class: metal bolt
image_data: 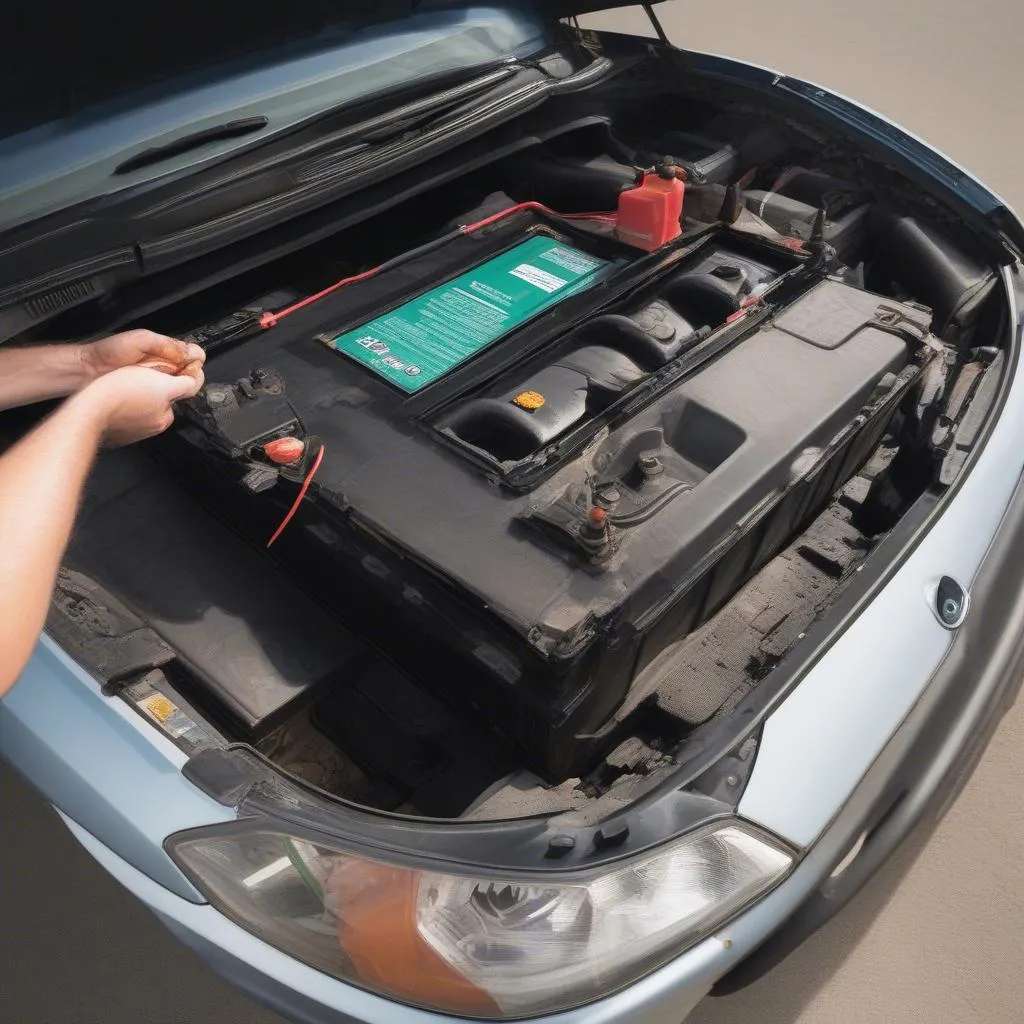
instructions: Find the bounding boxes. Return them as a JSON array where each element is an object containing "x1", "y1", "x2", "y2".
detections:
[
  {"x1": 638, "y1": 453, "x2": 664, "y2": 477},
  {"x1": 725, "y1": 774, "x2": 740, "y2": 787},
  {"x1": 579, "y1": 505, "x2": 613, "y2": 563}
]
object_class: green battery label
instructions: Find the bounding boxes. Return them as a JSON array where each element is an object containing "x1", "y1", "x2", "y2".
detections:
[{"x1": 326, "y1": 236, "x2": 609, "y2": 393}]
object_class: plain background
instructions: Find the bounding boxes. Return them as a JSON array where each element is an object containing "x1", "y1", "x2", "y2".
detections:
[{"x1": 3, "y1": 3, "x2": 1024, "y2": 1022}]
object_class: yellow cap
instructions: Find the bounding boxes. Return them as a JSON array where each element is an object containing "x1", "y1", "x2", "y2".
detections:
[{"x1": 512, "y1": 390, "x2": 545, "y2": 411}]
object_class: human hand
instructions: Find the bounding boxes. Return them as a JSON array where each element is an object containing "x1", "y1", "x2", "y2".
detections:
[
  {"x1": 75, "y1": 363, "x2": 204, "y2": 447},
  {"x1": 81, "y1": 330, "x2": 205, "y2": 383}
]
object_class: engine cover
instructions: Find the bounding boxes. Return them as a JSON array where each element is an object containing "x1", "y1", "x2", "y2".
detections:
[{"x1": 165, "y1": 217, "x2": 932, "y2": 780}]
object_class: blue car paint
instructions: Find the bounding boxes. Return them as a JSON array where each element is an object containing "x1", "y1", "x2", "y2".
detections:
[{"x1": 0, "y1": 635, "x2": 232, "y2": 902}]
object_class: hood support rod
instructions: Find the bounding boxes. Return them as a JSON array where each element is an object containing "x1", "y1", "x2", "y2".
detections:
[{"x1": 643, "y1": 4, "x2": 669, "y2": 44}]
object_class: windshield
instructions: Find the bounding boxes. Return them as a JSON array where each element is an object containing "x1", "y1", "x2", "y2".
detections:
[{"x1": 0, "y1": 5, "x2": 547, "y2": 233}]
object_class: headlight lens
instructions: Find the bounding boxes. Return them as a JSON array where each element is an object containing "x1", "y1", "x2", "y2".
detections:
[{"x1": 168, "y1": 821, "x2": 791, "y2": 1017}]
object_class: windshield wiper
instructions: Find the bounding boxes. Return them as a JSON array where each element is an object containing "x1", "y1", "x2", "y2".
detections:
[{"x1": 113, "y1": 117, "x2": 269, "y2": 175}]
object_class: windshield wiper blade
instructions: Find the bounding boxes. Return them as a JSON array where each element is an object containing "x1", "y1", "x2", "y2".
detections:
[
  {"x1": 140, "y1": 66, "x2": 522, "y2": 213},
  {"x1": 113, "y1": 117, "x2": 269, "y2": 175}
]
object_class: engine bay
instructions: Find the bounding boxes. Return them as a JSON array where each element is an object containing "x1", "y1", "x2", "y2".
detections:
[{"x1": 27, "y1": 38, "x2": 1009, "y2": 820}]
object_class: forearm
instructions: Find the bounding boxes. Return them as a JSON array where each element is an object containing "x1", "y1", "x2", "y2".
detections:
[
  {"x1": 0, "y1": 392, "x2": 105, "y2": 696},
  {"x1": 0, "y1": 343, "x2": 96, "y2": 410}
]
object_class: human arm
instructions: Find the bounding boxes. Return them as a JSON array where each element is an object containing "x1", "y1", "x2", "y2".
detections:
[
  {"x1": 0, "y1": 365, "x2": 203, "y2": 697},
  {"x1": 0, "y1": 330, "x2": 205, "y2": 411}
]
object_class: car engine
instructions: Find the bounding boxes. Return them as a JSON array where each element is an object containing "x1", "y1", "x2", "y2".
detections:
[
  {"x1": 136, "y1": 188, "x2": 934, "y2": 783},
  {"x1": 37, "y1": 68, "x2": 1002, "y2": 816}
]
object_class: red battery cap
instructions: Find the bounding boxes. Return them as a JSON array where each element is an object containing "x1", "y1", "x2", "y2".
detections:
[{"x1": 264, "y1": 437, "x2": 306, "y2": 465}]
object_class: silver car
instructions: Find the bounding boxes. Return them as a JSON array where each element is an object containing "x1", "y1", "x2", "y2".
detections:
[{"x1": 3, "y1": 3, "x2": 1022, "y2": 1022}]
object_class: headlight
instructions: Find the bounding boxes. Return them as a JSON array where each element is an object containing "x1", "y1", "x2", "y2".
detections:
[{"x1": 168, "y1": 820, "x2": 791, "y2": 1017}]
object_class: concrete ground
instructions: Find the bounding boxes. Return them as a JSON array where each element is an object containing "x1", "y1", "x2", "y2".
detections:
[{"x1": 3, "y1": 3, "x2": 1023, "y2": 1022}]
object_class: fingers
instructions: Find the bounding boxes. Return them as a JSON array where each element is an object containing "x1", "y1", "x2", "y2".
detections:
[
  {"x1": 138, "y1": 351, "x2": 206, "y2": 379},
  {"x1": 165, "y1": 368, "x2": 204, "y2": 401},
  {"x1": 84, "y1": 330, "x2": 208, "y2": 383},
  {"x1": 74, "y1": 362, "x2": 205, "y2": 448},
  {"x1": 178, "y1": 359, "x2": 205, "y2": 383},
  {"x1": 130, "y1": 331, "x2": 206, "y2": 370},
  {"x1": 184, "y1": 341, "x2": 206, "y2": 366},
  {"x1": 134, "y1": 331, "x2": 190, "y2": 362},
  {"x1": 138, "y1": 356, "x2": 184, "y2": 375}
]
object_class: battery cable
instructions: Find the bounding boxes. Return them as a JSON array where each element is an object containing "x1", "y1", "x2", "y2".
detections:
[
  {"x1": 258, "y1": 203, "x2": 617, "y2": 329},
  {"x1": 266, "y1": 443, "x2": 326, "y2": 548}
]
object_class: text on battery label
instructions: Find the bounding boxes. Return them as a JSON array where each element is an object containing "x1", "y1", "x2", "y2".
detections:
[
  {"x1": 326, "y1": 237, "x2": 610, "y2": 393},
  {"x1": 509, "y1": 264, "x2": 569, "y2": 293}
]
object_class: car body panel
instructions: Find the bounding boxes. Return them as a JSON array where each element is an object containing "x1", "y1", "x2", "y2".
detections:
[
  {"x1": 741, "y1": 270, "x2": 1020, "y2": 846},
  {"x1": 0, "y1": 635, "x2": 232, "y2": 901},
  {"x1": 722, "y1": 434, "x2": 1024, "y2": 989}
]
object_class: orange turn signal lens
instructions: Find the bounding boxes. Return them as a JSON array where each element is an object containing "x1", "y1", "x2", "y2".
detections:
[{"x1": 329, "y1": 860, "x2": 498, "y2": 1015}]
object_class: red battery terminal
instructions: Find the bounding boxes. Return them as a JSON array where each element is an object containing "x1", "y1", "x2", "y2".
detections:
[{"x1": 263, "y1": 436, "x2": 306, "y2": 466}]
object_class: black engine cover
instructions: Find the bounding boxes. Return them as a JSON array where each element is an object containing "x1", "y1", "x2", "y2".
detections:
[{"x1": 162, "y1": 219, "x2": 930, "y2": 780}]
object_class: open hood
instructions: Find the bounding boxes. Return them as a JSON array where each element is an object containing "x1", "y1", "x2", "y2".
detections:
[
  {"x1": 3, "y1": 1, "x2": 664, "y2": 141},
  {"x1": 488, "y1": 0, "x2": 666, "y2": 14},
  {"x1": 1, "y1": 1, "x2": 665, "y2": 243}
]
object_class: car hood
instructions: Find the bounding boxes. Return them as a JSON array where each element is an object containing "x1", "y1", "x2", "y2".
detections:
[
  {"x1": 1, "y1": 1, "x2": 664, "y2": 236},
  {"x1": 3, "y1": 1, "x2": 662, "y2": 136},
  {"x1": 478, "y1": 1, "x2": 665, "y2": 13}
]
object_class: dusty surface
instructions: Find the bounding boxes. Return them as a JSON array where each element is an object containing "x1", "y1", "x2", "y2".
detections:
[{"x1": 3, "y1": 3, "x2": 1024, "y2": 1021}]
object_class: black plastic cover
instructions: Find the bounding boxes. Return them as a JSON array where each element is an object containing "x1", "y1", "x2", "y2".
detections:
[
  {"x1": 744, "y1": 171, "x2": 872, "y2": 261},
  {"x1": 65, "y1": 450, "x2": 364, "y2": 735},
  {"x1": 869, "y1": 207, "x2": 998, "y2": 345},
  {"x1": 166, "y1": 225, "x2": 929, "y2": 779}
]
